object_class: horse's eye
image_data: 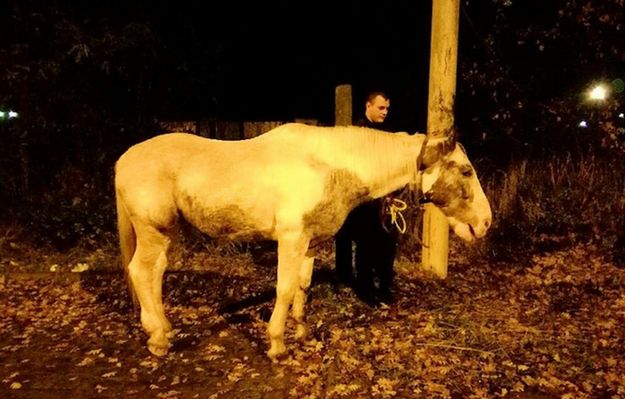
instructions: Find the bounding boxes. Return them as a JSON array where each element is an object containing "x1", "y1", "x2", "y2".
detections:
[{"x1": 462, "y1": 168, "x2": 473, "y2": 177}]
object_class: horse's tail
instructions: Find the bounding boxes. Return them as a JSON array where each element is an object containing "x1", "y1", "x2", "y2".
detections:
[{"x1": 116, "y1": 189, "x2": 139, "y2": 309}]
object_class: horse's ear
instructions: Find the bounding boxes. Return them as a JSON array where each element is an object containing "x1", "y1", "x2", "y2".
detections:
[
  {"x1": 422, "y1": 145, "x2": 439, "y2": 167},
  {"x1": 449, "y1": 128, "x2": 458, "y2": 151},
  {"x1": 442, "y1": 128, "x2": 458, "y2": 155}
]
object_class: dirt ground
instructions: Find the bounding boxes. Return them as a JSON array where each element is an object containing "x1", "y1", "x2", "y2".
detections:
[{"x1": 1, "y1": 244, "x2": 625, "y2": 398}]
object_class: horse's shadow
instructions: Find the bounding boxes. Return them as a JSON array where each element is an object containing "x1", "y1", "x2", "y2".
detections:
[
  {"x1": 78, "y1": 270, "x2": 275, "y2": 315},
  {"x1": 78, "y1": 259, "x2": 337, "y2": 353},
  {"x1": 217, "y1": 266, "x2": 336, "y2": 315},
  {"x1": 78, "y1": 271, "x2": 135, "y2": 314}
]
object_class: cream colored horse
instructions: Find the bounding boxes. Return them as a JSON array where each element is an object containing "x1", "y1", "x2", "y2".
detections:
[{"x1": 114, "y1": 123, "x2": 492, "y2": 359}]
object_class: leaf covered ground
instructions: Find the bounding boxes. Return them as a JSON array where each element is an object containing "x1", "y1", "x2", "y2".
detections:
[{"x1": 1, "y1": 244, "x2": 625, "y2": 398}]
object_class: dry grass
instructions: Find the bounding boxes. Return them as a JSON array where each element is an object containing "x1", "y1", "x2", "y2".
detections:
[{"x1": 460, "y1": 151, "x2": 625, "y2": 262}]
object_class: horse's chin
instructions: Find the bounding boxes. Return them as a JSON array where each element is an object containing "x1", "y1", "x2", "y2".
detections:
[{"x1": 451, "y1": 222, "x2": 476, "y2": 243}]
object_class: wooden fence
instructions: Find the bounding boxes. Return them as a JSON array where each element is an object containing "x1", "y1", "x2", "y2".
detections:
[{"x1": 159, "y1": 119, "x2": 319, "y2": 140}]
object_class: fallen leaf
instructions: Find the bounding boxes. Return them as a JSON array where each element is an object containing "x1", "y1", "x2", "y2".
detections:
[{"x1": 77, "y1": 357, "x2": 94, "y2": 367}]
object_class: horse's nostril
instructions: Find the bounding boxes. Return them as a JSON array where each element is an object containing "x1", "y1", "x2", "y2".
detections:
[{"x1": 484, "y1": 219, "x2": 491, "y2": 229}]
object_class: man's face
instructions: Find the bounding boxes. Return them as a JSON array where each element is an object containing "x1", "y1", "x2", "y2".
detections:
[{"x1": 365, "y1": 95, "x2": 390, "y2": 123}]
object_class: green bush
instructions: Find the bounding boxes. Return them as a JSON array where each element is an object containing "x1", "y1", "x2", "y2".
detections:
[{"x1": 15, "y1": 164, "x2": 116, "y2": 252}]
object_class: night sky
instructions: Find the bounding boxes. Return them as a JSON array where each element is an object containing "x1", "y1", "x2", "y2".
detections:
[
  {"x1": 3, "y1": 1, "x2": 623, "y2": 137},
  {"x1": 207, "y1": 1, "x2": 433, "y2": 126},
  {"x1": 28, "y1": 0, "x2": 433, "y2": 128},
  {"x1": 155, "y1": 0, "x2": 433, "y2": 128}
]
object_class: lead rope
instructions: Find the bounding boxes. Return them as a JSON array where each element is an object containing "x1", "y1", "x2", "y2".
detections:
[
  {"x1": 382, "y1": 197, "x2": 408, "y2": 234},
  {"x1": 381, "y1": 136, "x2": 430, "y2": 235}
]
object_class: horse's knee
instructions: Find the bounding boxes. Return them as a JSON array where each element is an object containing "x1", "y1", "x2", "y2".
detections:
[
  {"x1": 128, "y1": 262, "x2": 144, "y2": 280},
  {"x1": 298, "y1": 277, "x2": 312, "y2": 293},
  {"x1": 154, "y1": 251, "x2": 168, "y2": 272},
  {"x1": 267, "y1": 319, "x2": 284, "y2": 341},
  {"x1": 128, "y1": 259, "x2": 152, "y2": 286},
  {"x1": 275, "y1": 283, "x2": 297, "y2": 304}
]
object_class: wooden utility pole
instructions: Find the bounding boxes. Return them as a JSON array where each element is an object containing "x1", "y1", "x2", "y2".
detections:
[
  {"x1": 422, "y1": 0, "x2": 460, "y2": 278},
  {"x1": 335, "y1": 84, "x2": 352, "y2": 126}
]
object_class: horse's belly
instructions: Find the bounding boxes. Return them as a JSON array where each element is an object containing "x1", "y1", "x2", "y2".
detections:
[
  {"x1": 181, "y1": 204, "x2": 274, "y2": 241},
  {"x1": 303, "y1": 207, "x2": 348, "y2": 239}
]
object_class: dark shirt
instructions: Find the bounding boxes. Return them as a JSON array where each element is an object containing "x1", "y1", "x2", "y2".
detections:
[{"x1": 354, "y1": 117, "x2": 392, "y2": 132}]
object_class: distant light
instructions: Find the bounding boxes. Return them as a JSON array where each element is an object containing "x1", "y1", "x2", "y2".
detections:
[
  {"x1": 619, "y1": 112, "x2": 624, "y2": 119},
  {"x1": 0, "y1": 110, "x2": 18, "y2": 120},
  {"x1": 589, "y1": 85, "x2": 608, "y2": 101},
  {"x1": 578, "y1": 120, "x2": 588, "y2": 128}
]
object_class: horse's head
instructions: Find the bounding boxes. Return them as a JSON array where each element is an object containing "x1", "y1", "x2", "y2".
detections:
[{"x1": 419, "y1": 135, "x2": 492, "y2": 242}]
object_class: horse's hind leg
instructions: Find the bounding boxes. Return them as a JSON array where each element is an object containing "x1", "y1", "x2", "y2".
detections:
[
  {"x1": 292, "y1": 255, "x2": 314, "y2": 341},
  {"x1": 152, "y1": 241, "x2": 172, "y2": 336},
  {"x1": 128, "y1": 226, "x2": 171, "y2": 356}
]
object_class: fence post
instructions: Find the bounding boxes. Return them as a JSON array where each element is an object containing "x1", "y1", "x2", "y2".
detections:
[
  {"x1": 421, "y1": 0, "x2": 460, "y2": 278},
  {"x1": 335, "y1": 84, "x2": 352, "y2": 126}
]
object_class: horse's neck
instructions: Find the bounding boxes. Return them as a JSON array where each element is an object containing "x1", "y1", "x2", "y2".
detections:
[
  {"x1": 319, "y1": 129, "x2": 424, "y2": 199},
  {"x1": 364, "y1": 148, "x2": 419, "y2": 198}
]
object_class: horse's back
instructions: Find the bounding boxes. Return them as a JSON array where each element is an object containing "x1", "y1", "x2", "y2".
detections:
[
  {"x1": 117, "y1": 133, "x2": 216, "y2": 166},
  {"x1": 113, "y1": 125, "x2": 353, "y2": 234},
  {"x1": 114, "y1": 131, "x2": 291, "y2": 233}
]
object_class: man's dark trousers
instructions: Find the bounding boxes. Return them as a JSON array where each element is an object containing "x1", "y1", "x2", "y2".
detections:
[{"x1": 335, "y1": 199, "x2": 398, "y2": 300}]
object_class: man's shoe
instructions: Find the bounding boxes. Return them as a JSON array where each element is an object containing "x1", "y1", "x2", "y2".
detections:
[
  {"x1": 355, "y1": 288, "x2": 380, "y2": 307},
  {"x1": 377, "y1": 288, "x2": 396, "y2": 305},
  {"x1": 333, "y1": 273, "x2": 354, "y2": 291}
]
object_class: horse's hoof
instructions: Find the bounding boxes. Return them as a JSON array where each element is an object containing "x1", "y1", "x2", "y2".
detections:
[
  {"x1": 295, "y1": 324, "x2": 308, "y2": 341},
  {"x1": 148, "y1": 343, "x2": 169, "y2": 357},
  {"x1": 147, "y1": 332, "x2": 169, "y2": 357},
  {"x1": 267, "y1": 350, "x2": 287, "y2": 363},
  {"x1": 266, "y1": 342, "x2": 287, "y2": 362}
]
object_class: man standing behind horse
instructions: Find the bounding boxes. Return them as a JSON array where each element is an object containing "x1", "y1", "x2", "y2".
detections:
[{"x1": 335, "y1": 91, "x2": 399, "y2": 306}]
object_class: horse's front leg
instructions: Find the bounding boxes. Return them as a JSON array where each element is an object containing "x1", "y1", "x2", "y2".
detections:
[
  {"x1": 267, "y1": 231, "x2": 308, "y2": 361},
  {"x1": 292, "y1": 255, "x2": 314, "y2": 341}
]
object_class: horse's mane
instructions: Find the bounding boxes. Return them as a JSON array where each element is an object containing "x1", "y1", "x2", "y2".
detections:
[{"x1": 264, "y1": 124, "x2": 422, "y2": 184}]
